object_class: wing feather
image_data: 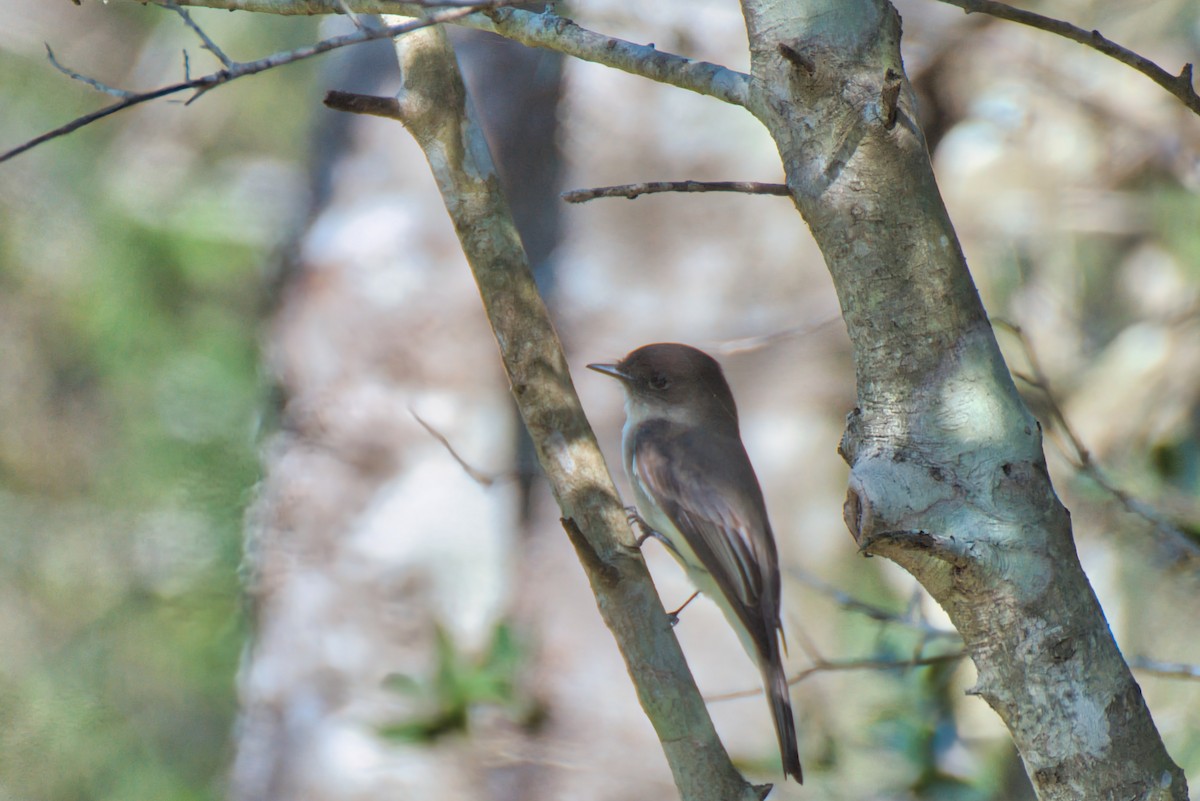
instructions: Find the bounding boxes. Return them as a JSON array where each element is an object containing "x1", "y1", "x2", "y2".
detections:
[{"x1": 631, "y1": 419, "x2": 781, "y2": 654}]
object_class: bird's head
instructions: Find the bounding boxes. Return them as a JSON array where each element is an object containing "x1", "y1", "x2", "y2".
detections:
[{"x1": 588, "y1": 343, "x2": 739, "y2": 425}]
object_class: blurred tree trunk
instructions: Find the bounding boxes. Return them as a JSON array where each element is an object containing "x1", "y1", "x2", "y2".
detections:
[{"x1": 230, "y1": 19, "x2": 565, "y2": 801}]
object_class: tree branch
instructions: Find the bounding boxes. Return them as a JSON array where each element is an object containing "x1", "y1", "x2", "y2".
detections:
[
  {"x1": 44, "y1": 44, "x2": 136, "y2": 99},
  {"x1": 475, "y1": 6, "x2": 748, "y2": 106},
  {"x1": 707, "y1": 650, "x2": 967, "y2": 702},
  {"x1": 164, "y1": 0, "x2": 237, "y2": 68},
  {"x1": 994, "y1": 318, "x2": 1200, "y2": 565},
  {"x1": 408, "y1": 408, "x2": 514, "y2": 488},
  {"x1": 562, "y1": 180, "x2": 789, "y2": 203},
  {"x1": 331, "y1": 19, "x2": 764, "y2": 800},
  {"x1": 128, "y1": 0, "x2": 749, "y2": 102},
  {"x1": 1, "y1": 3, "x2": 509, "y2": 165},
  {"x1": 707, "y1": 315, "x2": 842, "y2": 356},
  {"x1": 936, "y1": 0, "x2": 1200, "y2": 116},
  {"x1": 739, "y1": 0, "x2": 1187, "y2": 797},
  {"x1": 117, "y1": 0, "x2": 1200, "y2": 116},
  {"x1": 126, "y1": 0, "x2": 749, "y2": 102},
  {"x1": 21, "y1": 0, "x2": 1192, "y2": 168},
  {"x1": 787, "y1": 567, "x2": 960, "y2": 639},
  {"x1": 1131, "y1": 657, "x2": 1200, "y2": 682},
  {"x1": 5, "y1": 1, "x2": 748, "y2": 165}
]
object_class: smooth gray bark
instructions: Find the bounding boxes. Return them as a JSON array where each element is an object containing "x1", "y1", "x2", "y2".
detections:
[{"x1": 736, "y1": 1, "x2": 1187, "y2": 798}]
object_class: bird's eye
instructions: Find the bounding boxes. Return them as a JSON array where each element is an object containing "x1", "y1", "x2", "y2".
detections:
[{"x1": 649, "y1": 373, "x2": 671, "y2": 390}]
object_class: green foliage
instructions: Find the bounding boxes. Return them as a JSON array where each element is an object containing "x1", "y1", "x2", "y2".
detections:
[
  {"x1": 0, "y1": 7, "x2": 319, "y2": 801},
  {"x1": 820, "y1": 555, "x2": 1031, "y2": 799},
  {"x1": 380, "y1": 621, "x2": 536, "y2": 743}
]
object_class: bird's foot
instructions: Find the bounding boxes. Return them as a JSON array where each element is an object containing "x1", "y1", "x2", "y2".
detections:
[{"x1": 625, "y1": 507, "x2": 650, "y2": 543}]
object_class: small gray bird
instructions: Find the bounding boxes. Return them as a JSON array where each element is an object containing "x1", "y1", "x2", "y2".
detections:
[{"x1": 589, "y1": 342, "x2": 802, "y2": 783}]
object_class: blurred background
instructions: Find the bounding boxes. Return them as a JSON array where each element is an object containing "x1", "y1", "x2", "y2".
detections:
[{"x1": 1, "y1": 1, "x2": 1198, "y2": 799}]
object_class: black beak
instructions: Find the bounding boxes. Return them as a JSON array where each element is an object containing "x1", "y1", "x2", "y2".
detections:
[{"x1": 587, "y1": 362, "x2": 629, "y2": 381}]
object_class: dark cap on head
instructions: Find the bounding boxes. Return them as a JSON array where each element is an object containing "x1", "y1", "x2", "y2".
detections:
[{"x1": 588, "y1": 343, "x2": 739, "y2": 425}]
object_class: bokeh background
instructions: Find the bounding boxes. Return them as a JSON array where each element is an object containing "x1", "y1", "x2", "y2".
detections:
[{"x1": 2, "y1": 1, "x2": 1198, "y2": 800}]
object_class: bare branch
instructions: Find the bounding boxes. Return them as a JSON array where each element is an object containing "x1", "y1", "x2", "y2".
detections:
[
  {"x1": 108, "y1": 0, "x2": 1197, "y2": 116},
  {"x1": 44, "y1": 44, "x2": 136, "y2": 99},
  {"x1": 122, "y1": 1, "x2": 750, "y2": 105},
  {"x1": 164, "y1": 0, "x2": 237, "y2": 68},
  {"x1": 562, "y1": 180, "x2": 789, "y2": 204},
  {"x1": 332, "y1": 0, "x2": 364, "y2": 29},
  {"x1": 707, "y1": 315, "x2": 842, "y2": 356},
  {"x1": 1131, "y1": 657, "x2": 1200, "y2": 681},
  {"x1": 409, "y1": 408, "x2": 512, "y2": 487},
  {"x1": 478, "y1": 6, "x2": 748, "y2": 106},
  {"x1": 937, "y1": 0, "x2": 1200, "y2": 116},
  {"x1": 787, "y1": 566, "x2": 961, "y2": 639},
  {"x1": 323, "y1": 89, "x2": 401, "y2": 118},
  {"x1": 708, "y1": 650, "x2": 967, "y2": 702},
  {"x1": 1, "y1": 3, "x2": 510, "y2": 165},
  {"x1": 10, "y1": 0, "x2": 748, "y2": 165},
  {"x1": 994, "y1": 319, "x2": 1200, "y2": 564}
]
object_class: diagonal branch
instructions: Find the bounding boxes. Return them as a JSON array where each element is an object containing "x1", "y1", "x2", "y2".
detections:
[
  {"x1": 164, "y1": 0, "x2": 237, "y2": 68},
  {"x1": 787, "y1": 567, "x2": 960, "y2": 639},
  {"x1": 994, "y1": 319, "x2": 1200, "y2": 565},
  {"x1": 6, "y1": 1, "x2": 748, "y2": 165},
  {"x1": 129, "y1": 0, "x2": 750, "y2": 104},
  {"x1": 0, "y1": 2, "x2": 508, "y2": 165},
  {"x1": 323, "y1": 18, "x2": 766, "y2": 801},
  {"x1": 120, "y1": 0, "x2": 1198, "y2": 114},
  {"x1": 476, "y1": 6, "x2": 748, "y2": 106},
  {"x1": 409, "y1": 408, "x2": 513, "y2": 487},
  {"x1": 44, "y1": 44, "x2": 137, "y2": 99},
  {"x1": 936, "y1": 0, "x2": 1200, "y2": 116}
]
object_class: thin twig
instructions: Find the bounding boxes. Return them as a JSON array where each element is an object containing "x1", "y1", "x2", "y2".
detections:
[
  {"x1": 994, "y1": 318, "x2": 1200, "y2": 562},
  {"x1": 164, "y1": 0, "x2": 236, "y2": 68},
  {"x1": 708, "y1": 315, "x2": 843, "y2": 356},
  {"x1": 11, "y1": 0, "x2": 748, "y2": 164},
  {"x1": 112, "y1": 0, "x2": 749, "y2": 105},
  {"x1": 1, "y1": 2, "x2": 512, "y2": 165},
  {"x1": 936, "y1": 0, "x2": 1200, "y2": 116},
  {"x1": 1131, "y1": 657, "x2": 1200, "y2": 681},
  {"x1": 333, "y1": 0, "x2": 365, "y2": 30},
  {"x1": 409, "y1": 408, "x2": 510, "y2": 487},
  {"x1": 708, "y1": 651, "x2": 967, "y2": 701},
  {"x1": 44, "y1": 44, "x2": 137, "y2": 99},
  {"x1": 788, "y1": 566, "x2": 961, "y2": 639},
  {"x1": 562, "y1": 180, "x2": 790, "y2": 203}
]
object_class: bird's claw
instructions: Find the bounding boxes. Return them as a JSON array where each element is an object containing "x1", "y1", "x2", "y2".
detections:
[{"x1": 625, "y1": 507, "x2": 656, "y2": 546}]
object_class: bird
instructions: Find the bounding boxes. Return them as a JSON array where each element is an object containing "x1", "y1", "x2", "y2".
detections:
[{"x1": 588, "y1": 342, "x2": 802, "y2": 783}]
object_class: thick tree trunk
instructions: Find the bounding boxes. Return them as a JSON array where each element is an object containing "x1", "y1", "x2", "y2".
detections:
[{"x1": 737, "y1": 1, "x2": 1187, "y2": 798}]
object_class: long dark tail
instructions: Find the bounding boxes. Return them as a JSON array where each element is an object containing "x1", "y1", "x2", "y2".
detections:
[{"x1": 762, "y1": 641, "x2": 803, "y2": 783}]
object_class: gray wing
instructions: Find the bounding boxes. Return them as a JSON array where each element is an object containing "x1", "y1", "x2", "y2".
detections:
[{"x1": 631, "y1": 419, "x2": 782, "y2": 653}]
